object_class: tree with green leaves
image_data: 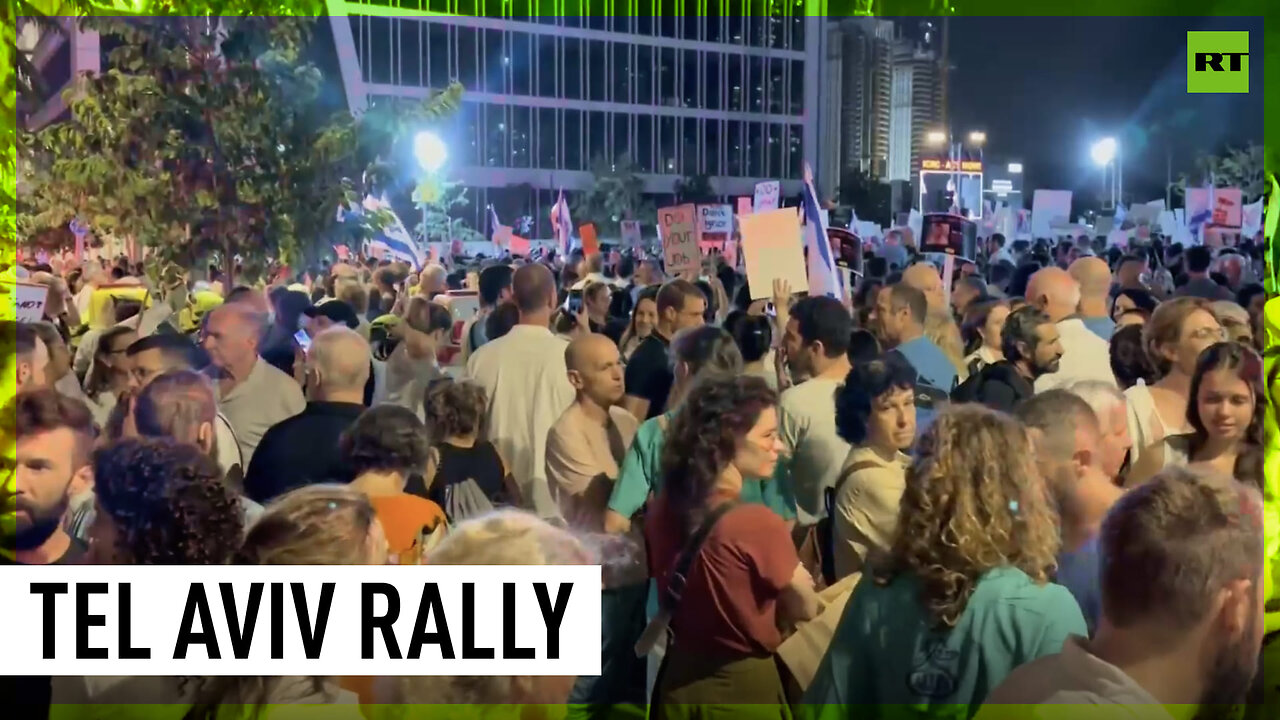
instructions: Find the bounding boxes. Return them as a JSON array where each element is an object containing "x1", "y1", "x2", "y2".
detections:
[
  {"x1": 16, "y1": 13, "x2": 460, "y2": 282},
  {"x1": 414, "y1": 177, "x2": 484, "y2": 247},
  {"x1": 572, "y1": 153, "x2": 653, "y2": 237},
  {"x1": 1175, "y1": 143, "x2": 1265, "y2": 202}
]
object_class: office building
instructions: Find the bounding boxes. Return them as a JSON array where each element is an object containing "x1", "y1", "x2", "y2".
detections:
[
  {"x1": 17, "y1": 18, "x2": 101, "y2": 131},
  {"x1": 333, "y1": 1, "x2": 826, "y2": 234},
  {"x1": 819, "y1": 17, "x2": 893, "y2": 187}
]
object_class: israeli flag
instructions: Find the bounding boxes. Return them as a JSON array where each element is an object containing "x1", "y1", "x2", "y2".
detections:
[
  {"x1": 365, "y1": 195, "x2": 428, "y2": 270},
  {"x1": 801, "y1": 164, "x2": 843, "y2": 301}
]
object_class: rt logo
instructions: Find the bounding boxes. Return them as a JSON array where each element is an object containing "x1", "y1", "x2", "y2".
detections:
[{"x1": 1187, "y1": 31, "x2": 1249, "y2": 93}]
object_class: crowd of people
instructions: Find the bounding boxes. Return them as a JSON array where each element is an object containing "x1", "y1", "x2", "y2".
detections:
[{"x1": 2, "y1": 227, "x2": 1277, "y2": 720}]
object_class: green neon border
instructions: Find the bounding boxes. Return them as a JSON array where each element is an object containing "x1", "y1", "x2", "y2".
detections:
[{"x1": 4, "y1": 0, "x2": 1278, "y2": 715}]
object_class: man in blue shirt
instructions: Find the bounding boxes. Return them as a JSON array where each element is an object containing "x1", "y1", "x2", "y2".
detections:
[{"x1": 875, "y1": 283, "x2": 957, "y2": 392}]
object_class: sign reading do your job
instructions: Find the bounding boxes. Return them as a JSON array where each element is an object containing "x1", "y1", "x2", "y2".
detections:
[{"x1": 1, "y1": 565, "x2": 601, "y2": 676}]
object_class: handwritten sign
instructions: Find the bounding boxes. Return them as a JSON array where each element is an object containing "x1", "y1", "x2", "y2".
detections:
[
  {"x1": 1211, "y1": 188, "x2": 1243, "y2": 228},
  {"x1": 698, "y1": 205, "x2": 733, "y2": 235},
  {"x1": 753, "y1": 181, "x2": 781, "y2": 213},
  {"x1": 2, "y1": 281, "x2": 51, "y2": 323},
  {"x1": 579, "y1": 224, "x2": 600, "y2": 256},
  {"x1": 620, "y1": 220, "x2": 642, "y2": 248},
  {"x1": 737, "y1": 197, "x2": 753, "y2": 217},
  {"x1": 739, "y1": 208, "x2": 808, "y2": 300},
  {"x1": 657, "y1": 205, "x2": 698, "y2": 277}
]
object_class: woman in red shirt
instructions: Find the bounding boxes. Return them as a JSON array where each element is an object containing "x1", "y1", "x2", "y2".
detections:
[{"x1": 646, "y1": 375, "x2": 821, "y2": 718}]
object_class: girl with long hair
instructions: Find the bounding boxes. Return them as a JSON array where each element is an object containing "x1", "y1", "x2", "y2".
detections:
[
  {"x1": 647, "y1": 376, "x2": 821, "y2": 716},
  {"x1": 806, "y1": 405, "x2": 1086, "y2": 713},
  {"x1": 83, "y1": 325, "x2": 137, "y2": 426},
  {"x1": 618, "y1": 286, "x2": 660, "y2": 362},
  {"x1": 960, "y1": 300, "x2": 1010, "y2": 376}
]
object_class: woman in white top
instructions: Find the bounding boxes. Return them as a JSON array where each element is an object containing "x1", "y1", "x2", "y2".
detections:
[
  {"x1": 1124, "y1": 298, "x2": 1225, "y2": 484},
  {"x1": 1132, "y1": 341, "x2": 1263, "y2": 488},
  {"x1": 960, "y1": 299, "x2": 1010, "y2": 376}
]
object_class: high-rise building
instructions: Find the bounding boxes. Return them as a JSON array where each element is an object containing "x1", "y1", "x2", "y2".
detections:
[
  {"x1": 819, "y1": 17, "x2": 893, "y2": 187},
  {"x1": 18, "y1": 18, "x2": 101, "y2": 131},
  {"x1": 887, "y1": 37, "x2": 942, "y2": 188},
  {"x1": 333, "y1": 1, "x2": 826, "y2": 235}
]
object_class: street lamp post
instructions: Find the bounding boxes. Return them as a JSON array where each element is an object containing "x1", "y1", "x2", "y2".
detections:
[
  {"x1": 1090, "y1": 137, "x2": 1118, "y2": 210},
  {"x1": 414, "y1": 130, "x2": 449, "y2": 245}
]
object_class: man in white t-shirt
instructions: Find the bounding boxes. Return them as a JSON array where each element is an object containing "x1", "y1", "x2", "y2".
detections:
[
  {"x1": 778, "y1": 295, "x2": 854, "y2": 526},
  {"x1": 975, "y1": 468, "x2": 1265, "y2": 718},
  {"x1": 1026, "y1": 267, "x2": 1117, "y2": 392}
]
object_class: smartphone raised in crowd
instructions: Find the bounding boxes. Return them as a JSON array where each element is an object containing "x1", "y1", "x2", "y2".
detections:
[
  {"x1": 565, "y1": 289, "x2": 583, "y2": 315},
  {"x1": 294, "y1": 329, "x2": 312, "y2": 352}
]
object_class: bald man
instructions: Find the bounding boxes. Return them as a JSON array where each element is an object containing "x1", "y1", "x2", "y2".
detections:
[
  {"x1": 243, "y1": 327, "x2": 370, "y2": 503},
  {"x1": 1025, "y1": 267, "x2": 1117, "y2": 393},
  {"x1": 1069, "y1": 257, "x2": 1115, "y2": 341},
  {"x1": 547, "y1": 334, "x2": 637, "y2": 531},
  {"x1": 903, "y1": 262, "x2": 945, "y2": 312},
  {"x1": 203, "y1": 303, "x2": 305, "y2": 468},
  {"x1": 466, "y1": 263, "x2": 576, "y2": 520}
]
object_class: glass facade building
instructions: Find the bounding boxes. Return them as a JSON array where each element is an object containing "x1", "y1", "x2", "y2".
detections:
[{"x1": 333, "y1": 0, "x2": 825, "y2": 235}]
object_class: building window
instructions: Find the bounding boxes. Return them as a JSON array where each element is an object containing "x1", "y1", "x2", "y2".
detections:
[
  {"x1": 484, "y1": 104, "x2": 507, "y2": 168},
  {"x1": 563, "y1": 38, "x2": 582, "y2": 100},
  {"x1": 705, "y1": 3, "x2": 724, "y2": 43},
  {"x1": 748, "y1": 56, "x2": 764, "y2": 113},
  {"x1": 563, "y1": 109, "x2": 583, "y2": 170},
  {"x1": 611, "y1": 43, "x2": 632, "y2": 104},
  {"x1": 791, "y1": 8, "x2": 806, "y2": 50},
  {"x1": 614, "y1": 113, "x2": 632, "y2": 165},
  {"x1": 789, "y1": 123, "x2": 804, "y2": 179},
  {"x1": 704, "y1": 53, "x2": 721, "y2": 111},
  {"x1": 747, "y1": 122, "x2": 764, "y2": 177},
  {"x1": 659, "y1": 115, "x2": 677, "y2": 173},
  {"x1": 399, "y1": 20, "x2": 422, "y2": 86},
  {"x1": 588, "y1": 40, "x2": 607, "y2": 102},
  {"x1": 511, "y1": 32, "x2": 532, "y2": 95},
  {"x1": 659, "y1": 46, "x2": 676, "y2": 107},
  {"x1": 536, "y1": 34, "x2": 556, "y2": 97},
  {"x1": 636, "y1": 0, "x2": 654, "y2": 36},
  {"x1": 636, "y1": 44, "x2": 654, "y2": 105},
  {"x1": 681, "y1": 3, "x2": 700, "y2": 40},
  {"x1": 538, "y1": 107, "x2": 557, "y2": 169},
  {"x1": 727, "y1": 53, "x2": 744, "y2": 112},
  {"x1": 636, "y1": 114, "x2": 654, "y2": 172},
  {"x1": 586, "y1": 4, "x2": 606, "y2": 31},
  {"x1": 681, "y1": 117, "x2": 699, "y2": 176},
  {"x1": 456, "y1": 102, "x2": 481, "y2": 167},
  {"x1": 768, "y1": 57, "x2": 785, "y2": 114},
  {"x1": 768, "y1": 6, "x2": 787, "y2": 50},
  {"x1": 511, "y1": 106, "x2": 532, "y2": 169},
  {"x1": 588, "y1": 111, "x2": 607, "y2": 164},
  {"x1": 367, "y1": 17, "x2": 392, "y2": 84},
  {"x1": 483, "y1": 29, "x2": 505, "y2": 93},
  {"x1": 789, "y1": 58, "x2": 804, "y2": 115},
  {"x1": 682, "y1": 49, "x2": 698, "y2": 108},
  {"x1": 727, "y1": 1, "x2": 745, "y2": 44},
  {"x1": 767, "y1": 123, "x2": 784, "y2": 178},
  {"x1": 428, "y1": 23, "x2": 451, "y2": 89},
  {"x1": 727, "y1": 120, "x2": 744, "y2": 176},
  {"x1": 613, "y1": 11, "x2": 631, "y2": 35},
  {"x1": 659, "y1": 6, "x2": 677, "y2": 39},
  {"x1": 704, "y1": 118, "x2": 722, "y2": 176}
]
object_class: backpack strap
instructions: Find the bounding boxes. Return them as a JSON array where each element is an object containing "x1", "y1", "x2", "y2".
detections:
[{"x1": 661, "y1": 501, "x2": 740, "y2": 614}]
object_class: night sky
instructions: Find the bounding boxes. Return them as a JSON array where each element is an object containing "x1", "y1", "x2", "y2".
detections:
[{"x1": 943, "y1": 16, "x2": 1263, "y2": 206}]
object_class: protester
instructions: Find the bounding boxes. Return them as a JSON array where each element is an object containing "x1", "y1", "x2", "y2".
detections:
[
  {"x1": 339, "y1": 405, "x2": 446, "y2": 563},
  {"x1": 1111, "y1": 287, "x2": 1159, "y2": 323},
  {"x1": 1113, "y1": 254, "x2": 1147, "y2": 295},
  {"x1": 1069, "y1": 256, "x2": 1115, "y2": 340},
  {"x1": 461, "y1": 263, "x2": 514, "y2": 357},
  {"x1": 381, "y1": 297, "x2": 451, "y2": 419},
  {"x1": 622, "y1": 279, "x2": 706, "y2": 421},
  {"x1": 830, "y1": 353, "x2": 916, "y2": 584},
  {"x1": 725, "y1": 310, "x2": 778, "y2": 391},
  {"x1": 1016, "y1": 390, "x2": 1123, "y2": 634},
  {"x1": 203, "y1": 303, "x2": 305, "y2": 468},
  {"x1": 618, "y1": 285, "x2": 659, "y2": 362},
  {"x1": 466, "y1": 263, "x2": 575, "y2": 520},
  {"x1": 1025, "y1": 267, "x2": 1115, "y2": 391},
  {"x1": 1125, "y1": 297, "x2": 1224, "y2": 473},
  {"x1": 3, "y1": 389, "x2": 95, "y2": 565},
  {"x1": 1067, "y1": 380, "x2": 1133, "y2": 481},
  {"x1": 878, "y1": 283, "x2": 956, "y2": 391},
  {"x1": 778, "y1": 295, "x2": 855, "y2": 528},
  {"x1": 29, "y1": 322, "x2": 80, "y2": 402},
  {"x1": 977, "y1": 468, "x2": 1264, "y2": 713},
  {"x1": 419, "y1": 377, "x2": 515, "y2": 519},
  {"x1": 952, "y1": 305, "x2": 1061, "y2": 413},
  {"x1": 959, "y1": 299, "x2": 1009, "y2": 375},
  {"x1": 546, "y1": 334, "x2": 637, "y2": 531},
  {"x1": 1109, "y1": 323, "x2": 1158, "y2": 389},
  {"x1": 647, "y1": 376, "x2": 820, "y2": 712},
  {"x1": 82, "y1": 325, "x2": 136, "y2": 424},
  {"x1": 903, "y1": 262, "x2": 967, "y2": 377},
  {"x1": 1175, "y1": 245, "x2": 1234, "y2": 301},
  {"x1": 244, "y1": 327, "x2": 370, "y2": 503},
  {"x1": 806, "y1": 405, "x2": 1085, "y2": 710}
]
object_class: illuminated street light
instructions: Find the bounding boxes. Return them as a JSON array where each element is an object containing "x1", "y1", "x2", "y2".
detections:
[
  {"x1": 1090, "y1": 137, "x2": 1117, "y2": 167},
  {"x1": 968, "y1": 131, "x2": 987, "y2": 145},
  {"x1": 925, "y1": 130, "x2": 947, "y2": 146},
  {"x1": 414, "y1": 130, "x2": 449, "y2": 174},
  {"x1": 1008, "y1": 162, "x2": 1023, "y2": 174}
]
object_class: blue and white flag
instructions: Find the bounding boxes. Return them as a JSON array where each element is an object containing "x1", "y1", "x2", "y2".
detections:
[
  {"x1": 801, "y1": 164, "x2": 844, "y2": 301},
  {"x1": 551, "y1": 189, "x2": 573, "y2": 255},
  {"x1": 1188, "y1": 174, "x2": 1215, "y2": 245},
  {"x1": 364, "y1": 194, "x2": 428, "y2": 270}
]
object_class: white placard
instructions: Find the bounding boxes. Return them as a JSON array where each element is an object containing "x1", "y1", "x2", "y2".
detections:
[
  {"x1": 740, "y1": 208, "x2": 808, "y2": 300},
  {"x1": 620, "y1": 220, "x2": 642, "y2": 247},
  {"x1": 1031, "y1": 189, "x2": 1073, "y2": 239},
  {"x1": 2, "y1": 281, "x2": 50, "y2": 322},
  {"x1": 753, "y1": 181, "x2": 781, "y2": 213},
  {"x1": 0, "y1": 565, "x2": 601, "y2": 677},
  {"x1": 697, "y1": 204, "x2": 733, "y2": 235}
]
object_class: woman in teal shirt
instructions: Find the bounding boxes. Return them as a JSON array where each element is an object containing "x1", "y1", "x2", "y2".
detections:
[{"x1": 803, "y1": 405, "x2": 1086, "y2": 720}]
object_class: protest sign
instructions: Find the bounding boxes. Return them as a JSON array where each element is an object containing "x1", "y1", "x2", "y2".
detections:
[
  {"x1": 737, "y1": 197, "x2": 753, "y2": 217},
  {"x1": 753, "y1": 181, "x2": 780, "y2": 213},
  {"x1": 698, "y1": 205, "x2": 733, "y2": 235},
  {"x1": 509, "y1": 235, "x2": 531, "y2": 256},
  {"x1": 657, "y1": 204, "x2": 699, "y2": 277},
  {"x1": 1031, "y1": 190, "x2": 1072, "y2": 239},
  {"x1": 740, "y1": 208, "x2": 808, "y2": 300},
  {"x1": 579, "y1": 224, "x2": 599, "y2": 256},
  {"x1": 1210, "y1": 188, "x2": 1243, "y2": 228},
  {"x1": 1156, "y1": 211, "x2": 1177, "y2": 234},
  {"x1": 1, "y1": 281, "x2": 50, "y2": 322},
  {"x1": 1242, "y1": 199, "x2": 1264, "y2": 237},
  {"x1": 698, "y1": 240, "x2": 722, "y2": 257},
  {"x1": 620, "y1": 220, "x2": 642, "y2": 248}
]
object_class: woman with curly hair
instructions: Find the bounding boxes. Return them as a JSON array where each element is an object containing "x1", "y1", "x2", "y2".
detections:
[
  {"x1": 340, "y1": 405, "x2": 446, "y2": 563},
  {"x1": 419, "y1": 377, "x2": 517, "y2": 518},
  {"x1": 646, "y1": 375, "x2": 820, "y2": 717},
  {"x1": 805, "y1": 405, "x2": 1086, "y2": 714},
  {"x1": 1129, "y1": 341, "x2": 1264, "y2": 489},
  {"x1": 183, "y1": 486, "x2": 383, "y2": 719}
]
